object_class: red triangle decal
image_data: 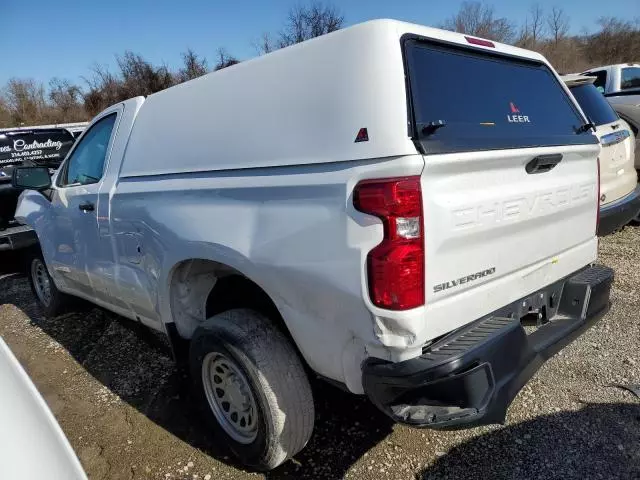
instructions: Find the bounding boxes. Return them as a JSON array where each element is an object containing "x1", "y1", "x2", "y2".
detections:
[{"x1": 355, "y1": 128, "x2": 369, "y2": 143}]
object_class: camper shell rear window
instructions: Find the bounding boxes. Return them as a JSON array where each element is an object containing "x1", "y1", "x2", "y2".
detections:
[{"x1": 403, "y1": 39, "x2": 598, "y2": 154}]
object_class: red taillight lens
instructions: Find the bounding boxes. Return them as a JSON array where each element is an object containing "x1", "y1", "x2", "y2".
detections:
[
  {"x1": 464, "y1": 36, "x2": 495, "y2": 48},
  {"x1": 368, "y1": 242, "x2": 424, "y2": 310},
  {"x1": 354, "y1": 177, "x2": 424, "y2": 310},
  {"x1": 596, "y1": 157, "x2": 601, "y2": 234}
]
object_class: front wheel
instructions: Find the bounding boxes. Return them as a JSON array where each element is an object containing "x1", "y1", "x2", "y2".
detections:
[
  {"x1": 27, "y1": 250, "x2": 69, "y2": 316},
  {"x1": 189, "y1": 309, "x2": 315, "y2": 470}
]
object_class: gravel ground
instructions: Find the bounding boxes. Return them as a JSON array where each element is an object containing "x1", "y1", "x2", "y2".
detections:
[{"x1": 0, "y1": 227, "x2": 639, "y2": 480}]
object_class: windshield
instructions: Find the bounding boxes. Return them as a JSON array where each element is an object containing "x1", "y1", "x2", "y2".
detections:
[
  {"x1": 569, "y1": 83, "x2": 619, "y2": 126},
  {"x1": 405, "y1": 40, "x2": 597, "y2": 154}
]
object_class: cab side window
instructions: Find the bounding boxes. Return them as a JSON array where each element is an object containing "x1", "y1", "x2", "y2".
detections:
[{"x1": 60, "y1": 114, "x2": 117, "y2": 187}]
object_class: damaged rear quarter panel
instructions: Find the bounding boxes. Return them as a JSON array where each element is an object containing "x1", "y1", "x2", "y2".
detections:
[{"x1": 113, "y1": 155, "x2": 425, "y2": 389}]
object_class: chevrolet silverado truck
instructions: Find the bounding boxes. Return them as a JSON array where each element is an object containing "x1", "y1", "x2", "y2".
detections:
[
  {"x1": 0, "y1": 124, "x2": 83, "y2": 250},
  {"x1": 12, "y1": 20, "x2": 613, "y2": 470},
  {"x1": 581, "y1": 63, "x2": 640, "y2": 172},
  {"x1": 562, "y1": 74, "x2": 640, "y2": 231}
]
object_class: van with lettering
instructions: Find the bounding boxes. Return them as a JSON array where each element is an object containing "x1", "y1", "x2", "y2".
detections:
[
  {"x1": 0, "y1": 127, "x2": 77, "y2": 230},
  {"x1": 12, "y1": 20, "x2": 613, "y2": 470}
]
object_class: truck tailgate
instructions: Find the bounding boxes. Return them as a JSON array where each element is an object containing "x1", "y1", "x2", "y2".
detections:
[{"x1": 422, "y1": 144, "x2": 598, "y2": 308}]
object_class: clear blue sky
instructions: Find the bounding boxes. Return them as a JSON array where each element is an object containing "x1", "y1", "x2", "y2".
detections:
[{"x1": 3, "y1": 0, "x2": 638, "y2": 87}]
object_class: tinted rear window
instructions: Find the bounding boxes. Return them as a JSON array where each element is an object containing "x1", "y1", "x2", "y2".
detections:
[
  {"x1": 405, "y1": 41, "x2": 597, "y2": 154},
  {"x1": 569, "y1": 83, "x2": 619, "y2": 126},
  {"x1": 583, "y1": 70, "x2": 607, "y2": 92}
]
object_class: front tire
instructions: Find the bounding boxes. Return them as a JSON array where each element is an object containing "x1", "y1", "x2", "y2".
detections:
[
  {"x1": 189, "y1": 309, "x2": 314, "y2": 471},
  {"x1": 27, "y1": 250, "x2": 69, "y2": 316}
]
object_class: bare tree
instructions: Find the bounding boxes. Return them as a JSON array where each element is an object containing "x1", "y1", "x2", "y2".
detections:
[
  {"x1": 177, "y1": 49, "x2": 208, "y2": 82},
  {"x1": 48, "y1": 78, "x2": 85, "y2": 122},
  {"x1": 0, "y1": 97, "x2": 11, "y2": 128},
  {"x1": 515, "y1": 22, "x2": 533, "y2": 49},
  {"x1": 441, "y1": 1, "x2": 514, "y2": 43},
  {"x1": 2, "y1": 78, "x2": 48, "y2": 125},
  {"x1": 83, "y1": 52, "x2": 175, "y2": 116},
  {"x1": 547, "y1": 6, "x2": 569, "y2": 45},
  {"x1": 530, "y1": 3, "x2": 545, "y2": 43},
  {"x1": 117, "y1": 51, "x2": 174, "y2": 97},
  {"x1": 257, "y1": 2, "x2": 344, "y2": 54},
  {"x1": 584, "y1": 17, "x2": 640, "y2": 65},
  {"x1": 214, "y1": 48, "x2": 240, "y2": 71},
  {"x1": 515, "y1": 3, "x2": 545, "y2": 49},
  {"x1": 83, "y1": 64, "x2": 122, "y2": 117},
  {"x1": 253, "y1": 32, "x2": 276, "y2": 55}
]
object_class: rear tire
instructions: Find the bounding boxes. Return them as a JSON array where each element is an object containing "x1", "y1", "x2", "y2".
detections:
[
  {"x1": 189, "y1": 308, "x2": 314, "y2": 471},
  {"x1": 27, "y1": 250, "x2": 69, "y2": 317}
]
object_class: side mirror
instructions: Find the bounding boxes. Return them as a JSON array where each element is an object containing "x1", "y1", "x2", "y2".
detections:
[{"x1": 11, "y1": 167, "x2": 52, "y2": 191}]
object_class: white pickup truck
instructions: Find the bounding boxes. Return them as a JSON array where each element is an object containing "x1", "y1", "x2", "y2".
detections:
[
  {"x1": 12, "y1": 20, "x2": 613, "y2": 470},
  {"x1": 581, "y1": 63, "x2": 640, "y2": 171}
]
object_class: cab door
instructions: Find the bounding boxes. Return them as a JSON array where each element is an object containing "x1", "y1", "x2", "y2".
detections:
[{"x1": 48, "y1": 112, "x2": 119, "y2": 299}]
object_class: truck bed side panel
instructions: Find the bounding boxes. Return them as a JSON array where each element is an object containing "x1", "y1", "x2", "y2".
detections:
[{"x1": 111, "y1": 155, "x2": 425, "y2": 388}]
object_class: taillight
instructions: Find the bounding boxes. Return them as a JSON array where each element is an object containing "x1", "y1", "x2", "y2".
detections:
[
  {"x1": 354, "y1": 176, "x2": 424, "y2": 310},
  {"x1": 596, "y1": 158, "x2": 600, "y2": 234}
]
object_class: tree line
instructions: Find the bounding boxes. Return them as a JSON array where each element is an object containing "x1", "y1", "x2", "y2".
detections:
[
  {"x1": 442, "y1": 2, "x2": 640, "y2": 74},
  {"x1": 1, "y1": 1, "x2": 638, "y2": 128}
]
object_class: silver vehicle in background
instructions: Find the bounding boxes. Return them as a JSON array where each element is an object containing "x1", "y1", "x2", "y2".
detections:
[
  {"x1": 581, "y1": 63, "x2": 640, "y2": 172},
  {"x1": 562, "y1": 74, "x2": 640, "y2": 231}
]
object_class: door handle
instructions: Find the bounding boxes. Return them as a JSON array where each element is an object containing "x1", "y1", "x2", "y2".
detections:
[
  {"x1": 79, "y1": 202, "x2": 95, "y2": 212},
  {"x1": 525, "y1": 154, "x2": 563, "y2": 174}
]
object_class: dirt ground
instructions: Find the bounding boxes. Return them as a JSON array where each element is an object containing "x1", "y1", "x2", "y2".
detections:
[{"x1": 1, "y1": 227, "x2": 639, "y2": 480}]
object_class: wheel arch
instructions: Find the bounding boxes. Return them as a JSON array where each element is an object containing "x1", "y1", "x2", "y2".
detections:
[{"x1": 164, "y1": 257, "x2": 296, "y2": 362}]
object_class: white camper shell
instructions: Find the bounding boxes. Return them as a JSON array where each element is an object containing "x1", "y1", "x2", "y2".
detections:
[{"x1": 122, "y1": 21, "x2": 575, "y2": 176}]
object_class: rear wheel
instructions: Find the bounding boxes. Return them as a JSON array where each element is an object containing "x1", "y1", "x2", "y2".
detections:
[
  {"x1": 189, "y1": 309, "x2": 314, "y2": 470},
  {"x1": 27, "y1": 251, "x2": 69, "y2": 316}
]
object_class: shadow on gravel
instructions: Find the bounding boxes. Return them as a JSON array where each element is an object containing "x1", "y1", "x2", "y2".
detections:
[
  {"x1": 0, "y1": 249, "x2": 24, "y2": 276},
  {"x1": 0, "y1": 256, "x2": 393, "y2": 478},
  {"x1": 419, "y1": 403, "x2": 640, "y2": 480}
]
